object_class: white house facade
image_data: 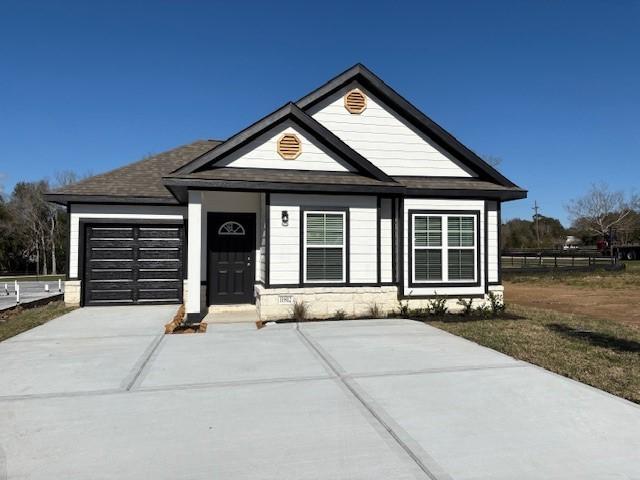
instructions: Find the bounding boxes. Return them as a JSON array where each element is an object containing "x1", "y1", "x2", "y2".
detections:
[{"x1": 47, "y1": 64, "x2": 526, "y2": 322}]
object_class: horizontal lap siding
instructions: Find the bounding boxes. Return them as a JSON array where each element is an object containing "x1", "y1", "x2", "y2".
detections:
[
  {"x1": 308, "y1": 83, "x2": 476, "y2": 178},
  {"x1": 217, "y1": 120, "x2": 354, "y2": 172},
  {"x1": 269, "y1": 194, "x2": 377, "y2": 285},
  {"x1": 404, "y1": 199, "x2": 485, "y2": 296}
]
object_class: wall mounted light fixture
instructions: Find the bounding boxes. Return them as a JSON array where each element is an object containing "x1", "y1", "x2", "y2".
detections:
[{"x1": 281, "y1": 210, "x2": 289, "y2": 226}]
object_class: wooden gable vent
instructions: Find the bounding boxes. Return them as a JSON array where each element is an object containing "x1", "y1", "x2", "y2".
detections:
[
  {"x1": 344, "y1": 89, "x2": 367, "y2": 114},
  {"x1": 277, "y1": 133, "x2": 302, "y2": 160}
]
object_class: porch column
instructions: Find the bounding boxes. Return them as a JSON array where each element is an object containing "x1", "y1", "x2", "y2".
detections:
[{"x1": 186, "y1": 190, "x2": 204, "y2": 323}]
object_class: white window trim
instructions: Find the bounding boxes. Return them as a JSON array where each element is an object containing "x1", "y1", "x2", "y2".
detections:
[
  {"x1": 303, "y1": 210, "x2": 347, "y2": 284},
  {"x1": 412, "y1": 213, "x2": 477, "y2": 284}
]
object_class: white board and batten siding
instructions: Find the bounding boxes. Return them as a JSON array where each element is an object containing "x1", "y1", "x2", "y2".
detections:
[
  {"x1": 486, "y1": 201, "x2": 499, "y2": 283},
  {"x1": 380, "y1": 198, "x2": 393, "y2": 283},
  {"x1": 218, "y1": 120, "x2": 355, "y2": 173},
  {"x1": 403, "y1": 199, "x2": 495, "y2": 296},
  {"x1": 307, "y1": 82, "x2": 477, "y2": 178},
  {"x1": 268, "y1": 194, "x2": 380, "y2": 285},
  {"x1": 68, "y1": 204, "x2": 187, "y2": 279}
]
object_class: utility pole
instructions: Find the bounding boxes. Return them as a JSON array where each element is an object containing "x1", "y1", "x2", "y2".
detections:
[{"x1": 532, "y1": 201, "x2": 541, "y2": 248}]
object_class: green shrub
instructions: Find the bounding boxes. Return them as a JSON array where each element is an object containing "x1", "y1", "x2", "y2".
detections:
[
  {"x1": 457, "y1": 298, "x2": 474, "y2": 316},
  {"x1": 396, "y1": 299, "x2": 410, "y2": 317},
  {"x1": 488, "y1": 291, "x2": 506, "y2": 316},
  {"x1": 474, "y1": 303, "x2": 492, "y2": 319},
  {"x1": 333, "y1": 308, "x2": 347, "y2": 320},
  {"x1": 291, "y1": 300, "x2": 308, "y2": 322},
  {"x1": 427, "y1": 292, "x2": 448, "y2": 316},
  {"x1": 368, "y1": 303, "x2": 382, "y2": 318}
]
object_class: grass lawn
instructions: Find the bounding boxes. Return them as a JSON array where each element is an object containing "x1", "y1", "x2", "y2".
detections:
[
  {"x1": 0, "y1": 274, "x2": 66, "y2": 283},
  {"x1": 0, "y1": 301, "x2": 76, "y2": 342},
  {"x1": 428, "y1": 304, "x2": 640, "y2": 404}
]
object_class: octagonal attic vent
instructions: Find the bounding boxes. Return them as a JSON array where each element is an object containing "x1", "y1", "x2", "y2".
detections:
[
  {"x1": 277, "y1": 134, "x2": 302, "y2": 160},
  {"x1": 344, "y1": 89, "x2": 367, "y2": 114}
]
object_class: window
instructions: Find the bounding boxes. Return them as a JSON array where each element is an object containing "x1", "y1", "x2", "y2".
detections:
[
  {"x1": 413, "y1": 216, "x2": 442, "y2": 281},
  {"x1": 412, "y1": 213, "x2": 477, "y2": 283},
  {"x1": 218, "y1": 221, "x2": 245, "y2": 236},
  {"x1": 304, "y1": 211, "x2": 346, "y2": 283}
]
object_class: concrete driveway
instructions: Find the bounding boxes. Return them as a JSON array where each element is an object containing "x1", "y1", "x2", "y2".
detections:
[{"x1": 1, "y1": 309, "x2": 639, "y2": 479}]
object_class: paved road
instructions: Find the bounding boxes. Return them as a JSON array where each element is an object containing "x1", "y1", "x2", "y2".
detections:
[
  {"x1": 0, "y1": 281, "x2": 64, "y2": 311},
  {"x1": 0, "y1": 307, "x2": 639, "y2": 479}
]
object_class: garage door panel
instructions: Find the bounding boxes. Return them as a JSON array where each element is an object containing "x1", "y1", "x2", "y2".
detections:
[
  {"x1": 89, "y1": 260, "x2": 136, "y2": 269},
  {"x1": 89, "y1": 239, "x2": 136, "y2": 248},
  {"x1": 88, "y1": 269, "x2": 134, "y2": 281},
  {"x1": 90, "y1": 248, "x2": 134, "y2": 260},
  {"x1": 138, "y1": 289, "x2": 180, "y2": 300},
  {"x1": 138, "y1": 227, "x2": 181, "y2": 238},
  {"x1": 84, "y1": 224, "x2": 183, "y2": 306},
  {"x1": 138, "y1": 269, "x2": 180, "y2": 280},
  {"x1": 136, "y1": 280, "x2": 181, "y2": 290},
  {"x1": 88, "y1": 280, "x2": 136, "y2": 291},
  {"x1": 136, "y1": 239, "x2": 182, "y2": 248},
  {"x1": 89, "y1": 289, "x2": 134, "y2": 302},
  {"x1": 138, "y1": 248, "x2": 180, "y2": 260},
  {"x1": 137, "y1": 259, "x2": 180, "y2": 269},
  {"x1": 89, "y1": 227, "x2": 134, "y2": 239}
]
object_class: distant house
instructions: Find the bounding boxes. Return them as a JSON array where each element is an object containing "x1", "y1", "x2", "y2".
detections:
[{"x1": 46, "y1": 64, "x2": 526, "y2": 322}]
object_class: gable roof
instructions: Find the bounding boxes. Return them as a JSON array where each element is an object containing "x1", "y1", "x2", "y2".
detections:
[
  {"x1": 296, "y1": 63, "x2": 519, "y2": 188},
  {"x1": 45, "y1": 64, "x2": 526, "y2": 206},
  {"x1": 45, "y1": 140, "x2": 220, "y2": 205},
  {"x1": 172, "y1": 103, "x2": 393, "y2": 182}
]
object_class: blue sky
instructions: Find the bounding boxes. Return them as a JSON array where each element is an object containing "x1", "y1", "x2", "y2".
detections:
[{"x1": 1, "y1": 0, "x2": 638, "y2": 225}]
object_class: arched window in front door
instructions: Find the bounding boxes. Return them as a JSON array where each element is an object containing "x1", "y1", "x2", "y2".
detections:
[{"x1": 218, "y1": 221, "x2": 246, "y2": 236}]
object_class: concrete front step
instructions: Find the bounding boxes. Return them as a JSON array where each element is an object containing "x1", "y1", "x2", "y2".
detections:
[{"x1": 204, "y1": 304, "x2": 258, "y2": 323}]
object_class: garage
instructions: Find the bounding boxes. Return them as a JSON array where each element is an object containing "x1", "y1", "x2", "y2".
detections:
[{"x1": 82, "y1": 223, "x2": 184, "y2": 306}]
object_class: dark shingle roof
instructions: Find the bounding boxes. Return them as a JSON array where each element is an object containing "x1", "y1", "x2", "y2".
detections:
[
  {"x1": 162, "y1": 168, "x2": 526, "y2": 201},
  {"x1": 47, "y1": 140, "x2": 220, "y2": 203},
  {"x1": 168, "y1": 168, "x2": 398, "y2": 187},
  {"x1": 395, "y1": 176, "x2": 524, "y2": 192}
]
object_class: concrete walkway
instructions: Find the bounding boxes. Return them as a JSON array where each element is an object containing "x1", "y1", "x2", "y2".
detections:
[{"x1": 1, "y1": 311, "x2": 639, "y2": 479}]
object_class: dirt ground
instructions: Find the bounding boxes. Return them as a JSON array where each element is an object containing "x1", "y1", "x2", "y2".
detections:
[{"x1": 505, "y1": 282, "x2": 640, "y2": 327}]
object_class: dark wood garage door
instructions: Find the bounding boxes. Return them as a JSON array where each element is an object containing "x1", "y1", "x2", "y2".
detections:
[{"x1": 83, "y1": 224, "x2": 184, "y2": 306}]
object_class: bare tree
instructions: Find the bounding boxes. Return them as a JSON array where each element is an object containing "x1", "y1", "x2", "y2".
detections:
[{"x1": 566, "y1": 183, "x2": 640, "y2": 238}]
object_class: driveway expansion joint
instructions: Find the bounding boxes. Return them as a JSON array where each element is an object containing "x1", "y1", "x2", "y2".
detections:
[
  {"x1": 122, "y1": 334, "x2": 165, "y2": 391},
  {"x1": 295, "y1": 324, "x2": 453, "y2": 480}
]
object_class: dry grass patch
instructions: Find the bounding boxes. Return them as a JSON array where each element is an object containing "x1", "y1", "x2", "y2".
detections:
[
  {"x1": 0, "y1": 301, "x2": 76, "y2": 342},
  {"x1": 428, "y1": 304, "x2": 640, "y2": 404}
]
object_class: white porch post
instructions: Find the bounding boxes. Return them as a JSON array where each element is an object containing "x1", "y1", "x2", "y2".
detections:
[{"x1": 186, "y1": 190, "x2": 203, "y2": 322}]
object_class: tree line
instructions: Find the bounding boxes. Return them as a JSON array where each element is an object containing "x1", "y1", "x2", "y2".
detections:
[
  {"x1": 0, "y1": 172, "x2": 84, "y2": 276},
  {"x1": 503, "y1": 183, "x2": 640, "y2": 250}
]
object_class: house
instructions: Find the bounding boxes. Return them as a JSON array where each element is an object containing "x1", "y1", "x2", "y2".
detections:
[{"x1": 46, "y1": 64, "x2": 526, "y2": 322}]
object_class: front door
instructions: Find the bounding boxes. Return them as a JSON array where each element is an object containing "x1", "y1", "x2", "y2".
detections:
[{"x1": 208, "y1": 213, "x2": 256, "y2": 305}]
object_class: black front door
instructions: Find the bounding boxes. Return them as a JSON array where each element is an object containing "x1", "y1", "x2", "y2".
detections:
[{"x1": 208, "y1": 213, "x2": 256, "y2": 304}]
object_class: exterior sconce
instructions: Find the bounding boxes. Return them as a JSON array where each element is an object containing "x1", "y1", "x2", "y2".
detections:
[{"x1": 281, "y1": 210, "x2": 289, "y2": 226}]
